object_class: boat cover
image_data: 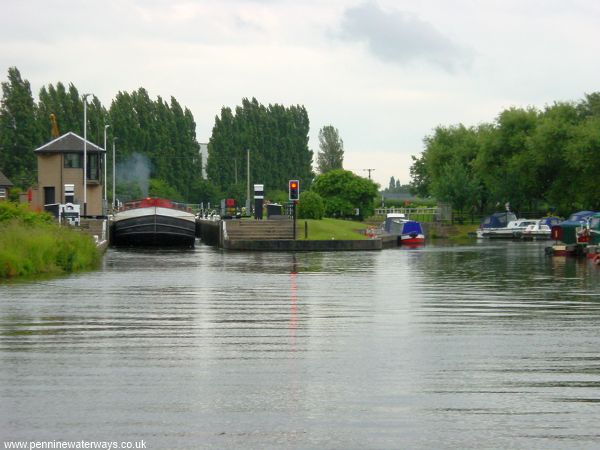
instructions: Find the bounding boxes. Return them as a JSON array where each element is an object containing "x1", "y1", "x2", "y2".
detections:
[
  {"x1": 480, "y1": 212, "x2": 517, "y2": 229},
  {"x1": 402, "y1": 221, "x2": 423, "y2": 236}
]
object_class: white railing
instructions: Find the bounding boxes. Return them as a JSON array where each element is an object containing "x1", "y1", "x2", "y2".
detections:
[{"x1": 374, "y1": 207, "x2": 440, "y2": 221}]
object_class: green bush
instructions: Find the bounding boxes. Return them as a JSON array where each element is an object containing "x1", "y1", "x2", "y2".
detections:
[
  {"x1": 266, "y1": 189, "x2": 289, "y2": 205},
  {"x1": 311, "y1": 169, "x2": 379, "y2": 219},
  {"x1": 297, "y1": 191, "x2": 325, "y2": 219},
  {"x1": 0, "y1": 202, "x2": 53, "y2": 225},
  {"x1": 0, "y1": 220, "x2": 100, "y2": 278},
  {"x1": 148, "y1": 178, "x2": 183, "y2": 202}
]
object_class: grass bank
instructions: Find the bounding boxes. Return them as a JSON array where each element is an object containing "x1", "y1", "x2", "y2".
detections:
[
  {"x1": 0, "y1": 203, "x2": 100, "y2": 279},
  {"x1": 297, "y1": 218, "x2": 368, "y2": 240},
  {"x1": 296, "y1": 217, "x2": 480, "y2": 242},
  {"x1": 0, "y1": 221, "x2": 100, "y2": 279}
]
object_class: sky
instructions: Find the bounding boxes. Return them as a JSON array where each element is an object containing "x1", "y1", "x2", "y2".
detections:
[{"x1": 2, "y1": 0, "x2": 600, "y2": 188}]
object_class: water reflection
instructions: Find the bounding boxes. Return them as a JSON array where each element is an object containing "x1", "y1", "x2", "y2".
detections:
[{"x1": 2, "y1": 242, "x2": 600, "y2": 448}]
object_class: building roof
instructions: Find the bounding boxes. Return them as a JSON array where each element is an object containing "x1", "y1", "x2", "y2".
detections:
[
  {"x1": 0, "y1": 170, "x2": 13, "y2": 187},
  {"x1": 34, "y1": 131, "x2": 106, "y2": 154}
]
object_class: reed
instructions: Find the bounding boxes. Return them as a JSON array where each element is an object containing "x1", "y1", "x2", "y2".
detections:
[{"x1": 0, "y1": 220, "x2": 100, "y2": 279}]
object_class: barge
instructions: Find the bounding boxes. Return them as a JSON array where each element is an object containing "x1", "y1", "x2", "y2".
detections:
[{"x1": 112, "y1": 198, "x2": 196, "y2": 247}]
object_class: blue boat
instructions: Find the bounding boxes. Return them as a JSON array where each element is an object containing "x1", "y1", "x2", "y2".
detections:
[{"x1": 383, "y1": 213, "x2": 425, "y2": 245}]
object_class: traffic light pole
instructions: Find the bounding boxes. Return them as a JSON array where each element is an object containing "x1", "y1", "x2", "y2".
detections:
[
  {"x1": 288, "y1": 180, "x2": 299, "y2": 240},
  {"x1": 293, "y1": 201, "x2": 297, "y2": 240}
]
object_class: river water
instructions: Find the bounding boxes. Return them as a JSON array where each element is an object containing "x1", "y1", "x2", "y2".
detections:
[{"x1": 2, "y1": 241, "x2": 600, "y2": 449}]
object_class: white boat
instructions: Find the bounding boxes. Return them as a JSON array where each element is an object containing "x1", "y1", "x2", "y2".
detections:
[
  {"x1": 521, "y1": 217, "x2": 562, "y2": 240},
  {"x1": 477, "y1": 218, "x2": 538, "y2": 239}
]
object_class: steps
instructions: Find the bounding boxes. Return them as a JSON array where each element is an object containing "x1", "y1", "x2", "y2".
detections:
[{"x1": 224, "y1": 219, "x2": 294, "y2": 241}]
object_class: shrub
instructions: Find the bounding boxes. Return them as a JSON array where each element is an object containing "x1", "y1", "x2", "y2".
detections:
[
  {"x1": 0, "y1": 220, "x2": 99, "y2": 278},
  {"x1": 311, "y1": 169, "x2": 379, "y2": 219},
  {"x1": 265, "y1": 189, "x2": 288, "y2": 205},
  {"x1": 297, "y1": 191, "x2": 325, "y2": 219},
  {"x1": 0, "y1": 202, "x2": 53, "y2": 225}
]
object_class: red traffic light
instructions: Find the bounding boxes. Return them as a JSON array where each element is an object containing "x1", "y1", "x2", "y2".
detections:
[{"x1": 289, "y1": 180, "x2": 300, "y2": 200}]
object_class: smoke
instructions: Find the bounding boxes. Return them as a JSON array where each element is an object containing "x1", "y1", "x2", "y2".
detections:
[{"x1": 116, "y1": 152, "x2": 152, "y2": 198}]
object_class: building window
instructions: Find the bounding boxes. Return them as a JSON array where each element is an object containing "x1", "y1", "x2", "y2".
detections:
[
  {"x1": 87, "y1": 154, "x2": 99, "y2": 180},
  {"x1": 64, "y1": 153, "x2": 82, "y2": 168},
  {"x1": 0, "y1": 188, "x2": 6, "y2": 199}
]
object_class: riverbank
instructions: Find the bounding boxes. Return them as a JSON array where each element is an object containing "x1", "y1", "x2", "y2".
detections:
[
  {"x1": 425, "y1": 223, "x2": 479, "y2": 240},
  {"x1": 0, "y1": 221, "x2": 101, "y2": 279},
  {"x1": 0, "y1": 203, "x2": 100, "y2": 279}
]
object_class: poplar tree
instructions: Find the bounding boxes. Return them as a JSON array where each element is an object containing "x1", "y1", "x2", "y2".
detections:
[
  {"x1": 0, "y1": 67, "x2": 41, "y2": 186},
  {"x1": 207, "y1": 97, "x2": 314, "y2": 197},
  {"x1": 316, "y1": 125, "x2": 344, "y2": 174}
]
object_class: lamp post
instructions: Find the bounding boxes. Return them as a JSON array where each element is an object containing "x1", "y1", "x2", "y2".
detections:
[
  {"x1": 103, "y1": 124, "x2": 110, "y2": 215},
  {"x1": 112, "y1": 137, "x2": 118, "y2": 211},
  {"x1": 82, "y1": 93, "x2": 91, "y2": 216},
  {"x1": 246, "y1": 148, "x2": 250, "y2": 216}
]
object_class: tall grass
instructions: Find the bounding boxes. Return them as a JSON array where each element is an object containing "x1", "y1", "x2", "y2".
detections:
[{"x1": 0, "y1": 203, "x2": 100, "y2": 278}]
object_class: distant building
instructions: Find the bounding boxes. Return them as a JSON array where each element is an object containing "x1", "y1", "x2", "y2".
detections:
[
  {"x1": 29, "y1": 132, "x2": 106, "y2": 215},
  {"x1": 199, "y1": 143, "x2": 208, "y2": 179},
  {"x1": 0, "y1": 170, "x2": 13, "y2": 202}
]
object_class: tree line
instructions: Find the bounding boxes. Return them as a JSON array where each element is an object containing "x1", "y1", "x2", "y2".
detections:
[
  {"x1": 0, "y1": 67, "x2": 202, "y2": 202},
  {"x1": 0, "y1": 68, "x2": 319, "y2": 206},
  {"x1": 207, "y1": 97, "x2": 314, "y2": 200},
  {"x1": 410, "y1": 93, "x2": 600, "y2": 216},
  {"x1": 1, "y1": 67, "x2": 380, "y2": 217}
]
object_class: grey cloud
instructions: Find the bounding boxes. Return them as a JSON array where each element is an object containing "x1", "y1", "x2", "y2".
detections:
[
  {"x1": 338, "y1": 1, "x2": 471, "y2": 72},
  {"x1": 1, "y1": 0, "x2": 266, "y2": 47}
]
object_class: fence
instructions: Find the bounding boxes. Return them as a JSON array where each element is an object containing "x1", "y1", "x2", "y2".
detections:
[{"x1": 373, "y1": 206, "x2": 449, "y2": 223}]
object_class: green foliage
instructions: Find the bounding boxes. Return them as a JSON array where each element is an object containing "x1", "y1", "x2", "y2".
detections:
[
  {"x1": 0, "y1": 67, "x2": 202, "y2": 203},
  {"x1": 311, "y1": 169, "x2": 379, "y2": 219},
  {"x1": 265, "y1": 189, "x2": 288, "y2": 205},
  {"x1": 410, "y1": 93, "x2": 600, "y2": 216},
  {"x1": 316, "y1": 125, "x2": 344, "y2": 173},
  {"x1": 8, "y1": 187, "x2": 22, "y2": 203},
  {"x1": 115, "y1": 181, "x2": 143, "y2": 203},
  {"x1": 206, "y1": 97, "x2": 314, "y2": 194},
  {"x1": 0, "y1": 220, "x2": 99, "y2": 278},
  {"x1": 1, "y1": 69, "x2": 323, "y2": 209},
  {"x1": 382, "y1": 197, "x2": 437, "y2": 208},
  {"x1": 430, "y1": 160, "x2": 479, "y2": 214},
  {"x1": 223, "y1": 183, "x2": 246, "y2": 206},
  {"x1": 189, "y1": 179, "x2": 222, "y2": 206},
  {"x1": 0, "y1": 67, "x2": 41, "y2": 187},
  {"x1": 148, "y1": 178, "x2": 183, "y2": 202},
  {"x1": 108, "y1": 90, "x2": 201, "y2": 201},
  {"x1": 384, "y1": 178, "x2": 412, "y2": 194},
  {"x1": 0, "y1": 201, "x2": 53, "y2": 225},
  {"x1": 297, "y1": 191, "x2": 325, "y2": 219}
]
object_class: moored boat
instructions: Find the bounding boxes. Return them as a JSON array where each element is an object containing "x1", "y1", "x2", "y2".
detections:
[
  {"x1": 383, "y1": 213, "x2": 425, "y2": 245},
  {"x1": 547, "y1": 210, "x2": 597, "y2": 256},
  {"x1": 582, "y1": 214, "x2": 600, "y2": 261},
  {"x1": 112, "y1": 197, "x2": 196, "y2": 247},
  {"x1": 476, "y1": 211, "x2": 518, "y2": 238},
  {"x1": 520, "y1": 216, "x2": 562, "y2": 240}
]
